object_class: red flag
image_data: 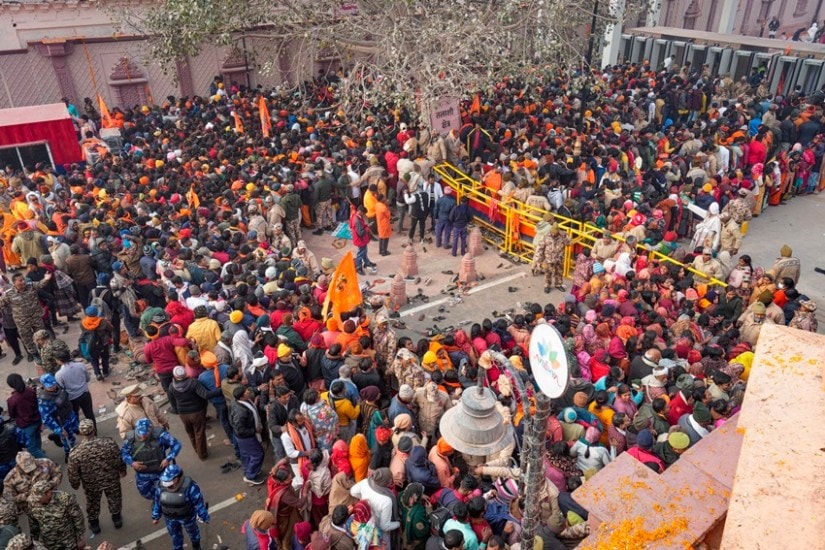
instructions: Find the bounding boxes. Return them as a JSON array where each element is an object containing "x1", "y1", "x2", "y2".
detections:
[
  {"x1": 259, "y1": 96, "x2": 271, "y2": 138},
  {"x1": 469, "y1": 93, "x2": 481, "y2": 116},
  {"x1": 232, "y1": 111, "x2": 244, "y2": 134},
  {"x1": 98, "y1": 95, "x2": 114, "y2": 129}
]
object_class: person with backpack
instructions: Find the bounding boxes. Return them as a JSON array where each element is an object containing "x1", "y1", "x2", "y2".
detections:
[
  {"x1": 90, "y1": 273, "x2": 120, "y2": 355},
  {"x1": 79, "y1": 305, "x2": 114, "y2": 380},
  {"x1": 37, "y1": 372, "x2": 79, "y2": 462}
]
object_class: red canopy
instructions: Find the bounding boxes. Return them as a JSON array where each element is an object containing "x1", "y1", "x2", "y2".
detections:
[{"x1": 0, "y1": 103, "x2": 83, "y2": 168}]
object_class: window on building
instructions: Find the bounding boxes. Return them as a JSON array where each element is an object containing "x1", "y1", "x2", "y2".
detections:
[{"x1": 0, "y1": 143, "x2": 52, "y2": 172}]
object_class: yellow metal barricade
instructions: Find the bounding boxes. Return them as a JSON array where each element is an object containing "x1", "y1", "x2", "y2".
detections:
[{"x1": 434, "y1": 162, "x2": 727, "y2": 287}]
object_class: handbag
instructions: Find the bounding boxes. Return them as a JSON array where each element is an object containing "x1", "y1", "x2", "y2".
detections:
[{"x1": 54, "y1": 270, "x2": 74, "y2": 290}]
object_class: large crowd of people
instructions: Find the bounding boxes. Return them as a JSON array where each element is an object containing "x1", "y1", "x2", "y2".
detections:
[{"x1": 0, "y1": 57, "x2": 821, "y2": 550}]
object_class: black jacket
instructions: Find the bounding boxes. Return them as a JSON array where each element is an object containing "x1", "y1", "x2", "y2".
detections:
[
  {"x1": 230, "y1": 400, "x2": 258, "y2": 439},
  {"x1": 167, "y1": 378, "x2": 221, "y2": 414}
]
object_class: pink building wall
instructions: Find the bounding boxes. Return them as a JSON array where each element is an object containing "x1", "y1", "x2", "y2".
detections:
[{"x1": 0, "y1": 1, "x2": 321, "y2": 110}]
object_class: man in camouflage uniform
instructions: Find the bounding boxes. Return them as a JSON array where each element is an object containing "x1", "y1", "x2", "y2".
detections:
[
  {"x1": 0, "y1": 272, "x2": 51, "y2": 361},
  {"x1": 389, "y1": 348, "x2": 427, "y2": 392},
  {"x1": 68, "y1": 419, "x2": 126, "y2": 534},
  {"x1": 280, "y1": 184, "x2": 303, "y2": 247},
  {"x1": 532, "y1": 223, "x2": 570, "y2": 293},
  {"x1": 121, "y1": 417, "x2": 182, "y2": 499},
  {"x1": 36, "y1": 373, "x2": 78, "y2": 460},
  {"x1": 722, "y1": 188, "x2": 754, "y2": 224},
  {"x1": 0, "y1": 496, "x2": 18, "y2": 527},
  {"x1": 4, "y1": 533, "x2": 48, "y2": 550},
  {"x1": 27, "y1": 480, "x2": 85, "y2": 550},
  {"x1": 3, "y1": 451, "x2": 62, "y2": 540},
  {"x1": 33, "y1": 330, "x2": 70, "y2": 375},
  {"x1": 372, "y1": 313, "x2": 397, "y2": 371},
  {"x1": 313, "y1": 167, "x2": 335, "y2": 234}
]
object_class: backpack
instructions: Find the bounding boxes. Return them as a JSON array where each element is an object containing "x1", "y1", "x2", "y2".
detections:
[
  {"x1": 52, "y1": 388, "x2": 73, "y2": 425},
  {"x1": 79, "y1": 328, "x2": 100, "y2": 360},
  {"x1": 90, "y1": 287, "x2": 113, "y2": 320},
  {"x1": 428, "y1": 506, "x2": 452, "y2": 538}
]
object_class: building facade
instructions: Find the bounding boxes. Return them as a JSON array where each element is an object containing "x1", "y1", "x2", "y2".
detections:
[{"x1": 0, "y1": 0, "x2": 325, "y2": 110}]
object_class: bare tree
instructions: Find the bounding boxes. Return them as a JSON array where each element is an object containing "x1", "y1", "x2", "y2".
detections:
[{"x1": 117, "y1": 0, "x2": 629, "y2": 118}]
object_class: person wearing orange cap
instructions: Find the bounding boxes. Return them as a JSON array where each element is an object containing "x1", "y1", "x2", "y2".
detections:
[{"x1": 425, "y1": 437, "x2": 457, "y2": 488}]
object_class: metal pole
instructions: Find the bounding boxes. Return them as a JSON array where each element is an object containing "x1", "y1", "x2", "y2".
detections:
[
  {"x1": 585, "y1": 0, "x2": 601, "y2": 67},
  {"x1": 520, "y1": 394, "x2": 551, "y2": 550},
  {"x1": 487, "y1": 351, "x2": 548, "y2": 550}
]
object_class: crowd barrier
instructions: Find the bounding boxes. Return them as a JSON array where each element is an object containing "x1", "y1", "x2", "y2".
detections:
[{"x1": 433, "y1": 162, "x2": 727, "y2": 287}]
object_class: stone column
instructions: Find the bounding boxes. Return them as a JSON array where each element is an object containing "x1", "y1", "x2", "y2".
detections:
[{"x1": 36, "y1": 40, "x2": 78, "y2": 103}]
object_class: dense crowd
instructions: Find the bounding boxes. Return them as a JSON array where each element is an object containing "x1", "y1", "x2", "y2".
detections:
[{"x1": 0, "y1": 57, "x2": 821, "y2": 550}]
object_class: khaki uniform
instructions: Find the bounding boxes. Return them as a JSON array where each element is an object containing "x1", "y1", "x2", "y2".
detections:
[
  {"x1": 115, "y1": 397, "x2": 169, "y2": 439},
  {"x1": 768, "y1": 256, "x2": 801, "y2": 285},
  {"x1": 719, "y1": 219, "x2": 742, "y2": 255}
]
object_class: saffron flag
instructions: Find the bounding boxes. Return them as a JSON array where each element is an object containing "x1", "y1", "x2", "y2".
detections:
[
  {"x1": 98, "y1": 95, "x2": 114, "y2": 129},
  {"x1": 259, "y1": 96, "x2": 271, "y2": 138},
  {"x1": 469, "y1": 92, "x2": 481, "y2": 116},
  {"x1": 322, "y1": 251, "x2": 362, "y2": 323},
  {"x1": 187, "y1": 183, "x2": 200, "y2": 209},
  {"x1": 232, "y1": 111, "x2": 244, "y2": 134}
]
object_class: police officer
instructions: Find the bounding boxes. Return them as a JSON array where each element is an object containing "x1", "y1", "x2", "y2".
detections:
[
  {"x1": 121, "y1": 417, "x2": 182, "y2": 500},
  {"x1": 152, "y1": 464, "x2": 209, "y2": 550},
  {"x1": 68, "y1": 419, "x2": 126, "y2": 534},
  {"x1": 36, "y1": 373, "x2": 78, "y2": 462}
]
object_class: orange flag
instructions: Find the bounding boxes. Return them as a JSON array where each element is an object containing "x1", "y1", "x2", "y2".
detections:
[
  {"x1": 98, "y1": 94, "x2": 114, "y2": 129},
  {"x1": 469, "y1": 92, "x2": 481, "y2": 116},
  {"x1": 187, "y1": 183, "x2": 200, "y2": 209},
  {"x1": 259, "y1": 96, "x2": 271, "y2": 138},
  {"x1": 322, "y1": 251, "x2": 363, "y2": 323},
  {"x1": 232, "y1": 111, "x2": 244, "y2": 134}
]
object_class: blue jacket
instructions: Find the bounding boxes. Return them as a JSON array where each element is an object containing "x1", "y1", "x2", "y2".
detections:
[
  {"x1": 198, "y1": 365, "x2": 230, "y2": 405},
  {"x1": 434, "y1": 196, "x2": 456, "y2": 221},
  {"x1": 449, "y1": 203, "x2": 472, "y2": 229},
  {"x1": 152, "y1": 476, "x2": 209, "y2": 522}
]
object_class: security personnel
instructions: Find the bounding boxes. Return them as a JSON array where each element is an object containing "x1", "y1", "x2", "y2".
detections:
[
  {"x1": 68, "y1": 419, "x2": 126, "y2": 534},
  {"x1": 152, "y1": 464, "x2": 209, "y2": 550},
  {"x1": 121, "y1": 417, "x2": 182, "y2": 499}
]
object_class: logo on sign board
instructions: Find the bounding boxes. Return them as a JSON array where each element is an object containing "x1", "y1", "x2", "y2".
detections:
[{"x1": 528, "y1": 323, "x2": 569, "y2": 398}]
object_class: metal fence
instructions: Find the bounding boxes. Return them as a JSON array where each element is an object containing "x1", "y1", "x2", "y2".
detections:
[{"x1": 433, "y1": 162, "x2": 727, "y2": 287}]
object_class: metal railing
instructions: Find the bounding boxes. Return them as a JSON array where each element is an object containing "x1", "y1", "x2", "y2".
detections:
[{"x1": 433, "y1": 162, "x2": 727, "y2": 287}]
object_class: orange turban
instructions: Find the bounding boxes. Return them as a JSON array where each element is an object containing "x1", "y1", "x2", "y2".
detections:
[
  {"x1": 437, "y1": 438, "x2": 454, "y2": 456},
  {"x1": 616, "y1": 325, "x2": 636, "y2": 341}
]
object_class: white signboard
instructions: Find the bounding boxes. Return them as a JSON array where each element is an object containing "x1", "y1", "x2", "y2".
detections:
[
  {"x1": 429, "y1": 96, "x2": 461, "y2": 136},
  {"x1": 528, "y1": 323, "x2": 570, "y2": 398}
]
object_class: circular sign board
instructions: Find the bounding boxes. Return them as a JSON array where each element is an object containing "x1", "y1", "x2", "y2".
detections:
[{"x1": 528, "y1": 323, "x2": 570, "y2": 398}]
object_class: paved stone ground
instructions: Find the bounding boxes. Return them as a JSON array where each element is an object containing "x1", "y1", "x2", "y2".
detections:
[{"x1": 0, "y1": 192, "x2": 821, "y2": 548}]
